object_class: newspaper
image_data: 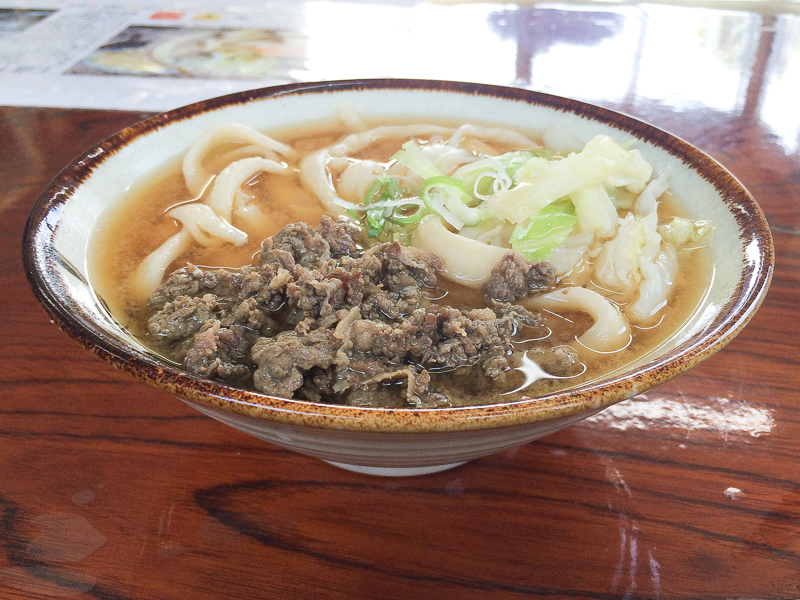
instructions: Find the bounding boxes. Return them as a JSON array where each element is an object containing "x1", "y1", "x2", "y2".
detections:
[
  {"x1": 5, "y1": 0, "x2": 565, "y2": 112},
  {"x1": 0, "y1": 0, "x2": 524, "y2": 112},
  {"x1": 0, "y1": 2, "x2": 318, "y2": 111}
]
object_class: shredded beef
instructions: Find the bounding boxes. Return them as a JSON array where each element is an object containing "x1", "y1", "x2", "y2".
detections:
[
  {"x1": 148, "y1": 295, "x2": 220, "y2": 341},
  {"x1": 347, "y1": 305, "x2": 521, "y2": 379},
  {"x1": 145, "y1": 218, "x2": 572, "y2": 406},
  {"x1": 334, "y1": 360, "x2": 431, "y2": 406},
  {"x1": 147, "y1": 266, "x2": 250, "y2": 312},
  {"x1": 251, "y1": 329, "x2": 340, "y2": 397},
  {"x1": 317, "y1": 216, "x2": 361, "y2": 258},
  {"x1": 260, "y1": 216, "x2": 360, "y2": 270},
  {"x1": 483, "y1": 253, "x2": 556, "y2": 302},
  {"x1": 184, "y1": 322, "x2": 254, "y2": 381}
]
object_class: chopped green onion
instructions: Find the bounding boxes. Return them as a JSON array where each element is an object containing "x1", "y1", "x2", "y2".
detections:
[
  {"x1": 421, "y1": 176, "x2": 466, "y2": 229},
  {"x1": 366, "y1": 206, "x2": 385, "y2": 237},
  {"x1": 390, "y1": 204, "x2": 427, "y2": 225},
  {"x1": 362, "y1": 177, "x2": 404, "y2": 237},
  {"x1": 510, "y1": 198, "x2": 577, "y2": 261},
  {"x1": 355, "y1": 177, "x2": 431, "y2": 237},
  {"x1": 454, "y1": 158, "x2": 506, "y2": 199},
  {"x1": 421, "y1": 175, "x2": 489, "y2": 229},
  {"x1": 365, "y1": 177, "x2": 403, "y2": 206},
  {"x1": 367, "y1": 197, "x2": 425, "y2": 210},
  {"x1": 422, "y1": 192, "x2": 462, "y2": 230},
  {"x1": 421, "y1": 175, "x2": 467, "y2": 194},
  {"x1": 391, "y1": 141, "x2": 444, "y2": 180},
  {"x1": 473, "y1": 170, "x2": 512, "y2": 200},
  {"x1": 455, "y1": 152, "x2": 539, "y2": 198},
  {"x1": 386, "y1": 223, "x2": 412, "y2": 245},
  {"x1": 368, "y1": 221, "x2": 413, "y2": 245}
]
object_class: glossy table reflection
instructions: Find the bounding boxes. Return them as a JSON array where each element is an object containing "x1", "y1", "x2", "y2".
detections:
[{"x1": 2, "y1": 2, "x2": 799, "y2": 599}]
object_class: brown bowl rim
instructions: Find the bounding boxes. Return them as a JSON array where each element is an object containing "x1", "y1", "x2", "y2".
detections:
[{"x1": 22, "y1": 78, "x2": 774, "y2": 433}]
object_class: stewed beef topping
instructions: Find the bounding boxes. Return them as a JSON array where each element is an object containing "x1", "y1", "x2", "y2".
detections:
[
  {"x1": 483, "y1": 253, "x2": 556, "y2": 303},
  {"x1": 145, "y1": 216, "x2": 573, "y2": 407}
]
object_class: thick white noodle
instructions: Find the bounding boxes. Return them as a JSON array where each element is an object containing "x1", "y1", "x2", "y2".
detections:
[
  {"x1": 205, "y1": 156, "x2": 288, "y2": 222},
  {"x1": 334, "y1": 125, "x2": 454, "y2": 155},
  {"x1": 300, "y1": 125, "x2": 455, "y2": 216},
  {"x1": 131, "y1": 229, "x2": 192, "y2": 299},
  {"x1": 421, "y1": 144, "x2": 479, "y2": 175},
  {"x1": 135, "y1": 134, "x2": 290, "y2": 298},
  {"x1": 182, "y1": 123, "x2": 296, "y2": 196},
  {"x1": 222, "y1": 144, "x2": 282, "y2": 164},
  {"x1": 335, "y1": 102, "x2": 368, "y2": 133},
  {"x1": 300, "y1": 148, "x2": 347, "y2": 216},
  {"x1": 523, "y1": 287, "x2": 631, "y2": 353},
  {"x1": 447, "y1": 124, "x2": 539, "y2": 149},
  {"x1": 412, "y1": 215, "x2": 510, "y2": 288},
  {"x1": 233, "y1": 203, "x2": 271, "y2": 234},
  {"x1": 168, "y1": 204, "x2": 248, "y2": 246},
  {"x1": 337, "y1": 160, "x2": 387, "y2": 204}
]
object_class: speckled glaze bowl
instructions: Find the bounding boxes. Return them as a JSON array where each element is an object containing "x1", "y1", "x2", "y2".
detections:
[{"x1": 23, "y1": 80, "x2": 773, "y2": 476}]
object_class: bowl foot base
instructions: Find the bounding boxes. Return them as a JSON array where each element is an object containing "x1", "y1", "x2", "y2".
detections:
[{"x1": 324, "y1": 461, "x2": 467, "y2": 477}]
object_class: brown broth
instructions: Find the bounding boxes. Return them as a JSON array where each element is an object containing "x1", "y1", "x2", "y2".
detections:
[
  {"x1": 89, "y1": 123, "x2": 713, "y2": 406},
  {"x1": 90, "y1": 130, "x2": 339, "y2": 334}
]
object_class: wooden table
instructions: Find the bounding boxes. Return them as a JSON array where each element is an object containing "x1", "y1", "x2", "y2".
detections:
[{"x1": 2, "y1": 4, "x2": 799, "y2": 599}]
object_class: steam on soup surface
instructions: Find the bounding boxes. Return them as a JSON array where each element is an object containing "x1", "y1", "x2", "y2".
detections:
[{"x1": 90, "y1": 116, "x2": 713, "y2": 408}]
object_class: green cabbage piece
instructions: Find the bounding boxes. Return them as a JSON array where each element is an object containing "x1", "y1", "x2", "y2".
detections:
[{"x1": 510, "y1": 198, "x2": 578, "y2": 261}]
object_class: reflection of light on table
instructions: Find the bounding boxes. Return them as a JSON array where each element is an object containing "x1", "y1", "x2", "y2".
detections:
[
  {"x1": 757, "y1": 16, "x2": 800, "y2": 152},
  {"x1": 586, "y1": 394, "x2": 775, "y2": 437},
  {"x1": 299, "y1": 2, "x2": 516, "y2": 83}
]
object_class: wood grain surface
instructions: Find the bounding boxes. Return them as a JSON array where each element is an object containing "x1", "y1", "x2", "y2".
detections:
[{"x1": 2, "y1": 26, "x2": 800, "y2": 599}]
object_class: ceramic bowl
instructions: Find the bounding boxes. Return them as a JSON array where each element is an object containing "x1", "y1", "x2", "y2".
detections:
[{"x1": 23, "y1": 79, "x2": 773, "y2": 476}]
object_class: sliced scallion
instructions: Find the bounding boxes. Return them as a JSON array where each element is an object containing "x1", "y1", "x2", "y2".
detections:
[{"x1": 391, "y1": 141, "x2": 444, "y2": 180}]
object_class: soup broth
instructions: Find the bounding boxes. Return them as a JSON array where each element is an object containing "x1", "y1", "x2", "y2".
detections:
[{"x1": 90, "y1": 120, "x2": 713, "y2": 407}]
